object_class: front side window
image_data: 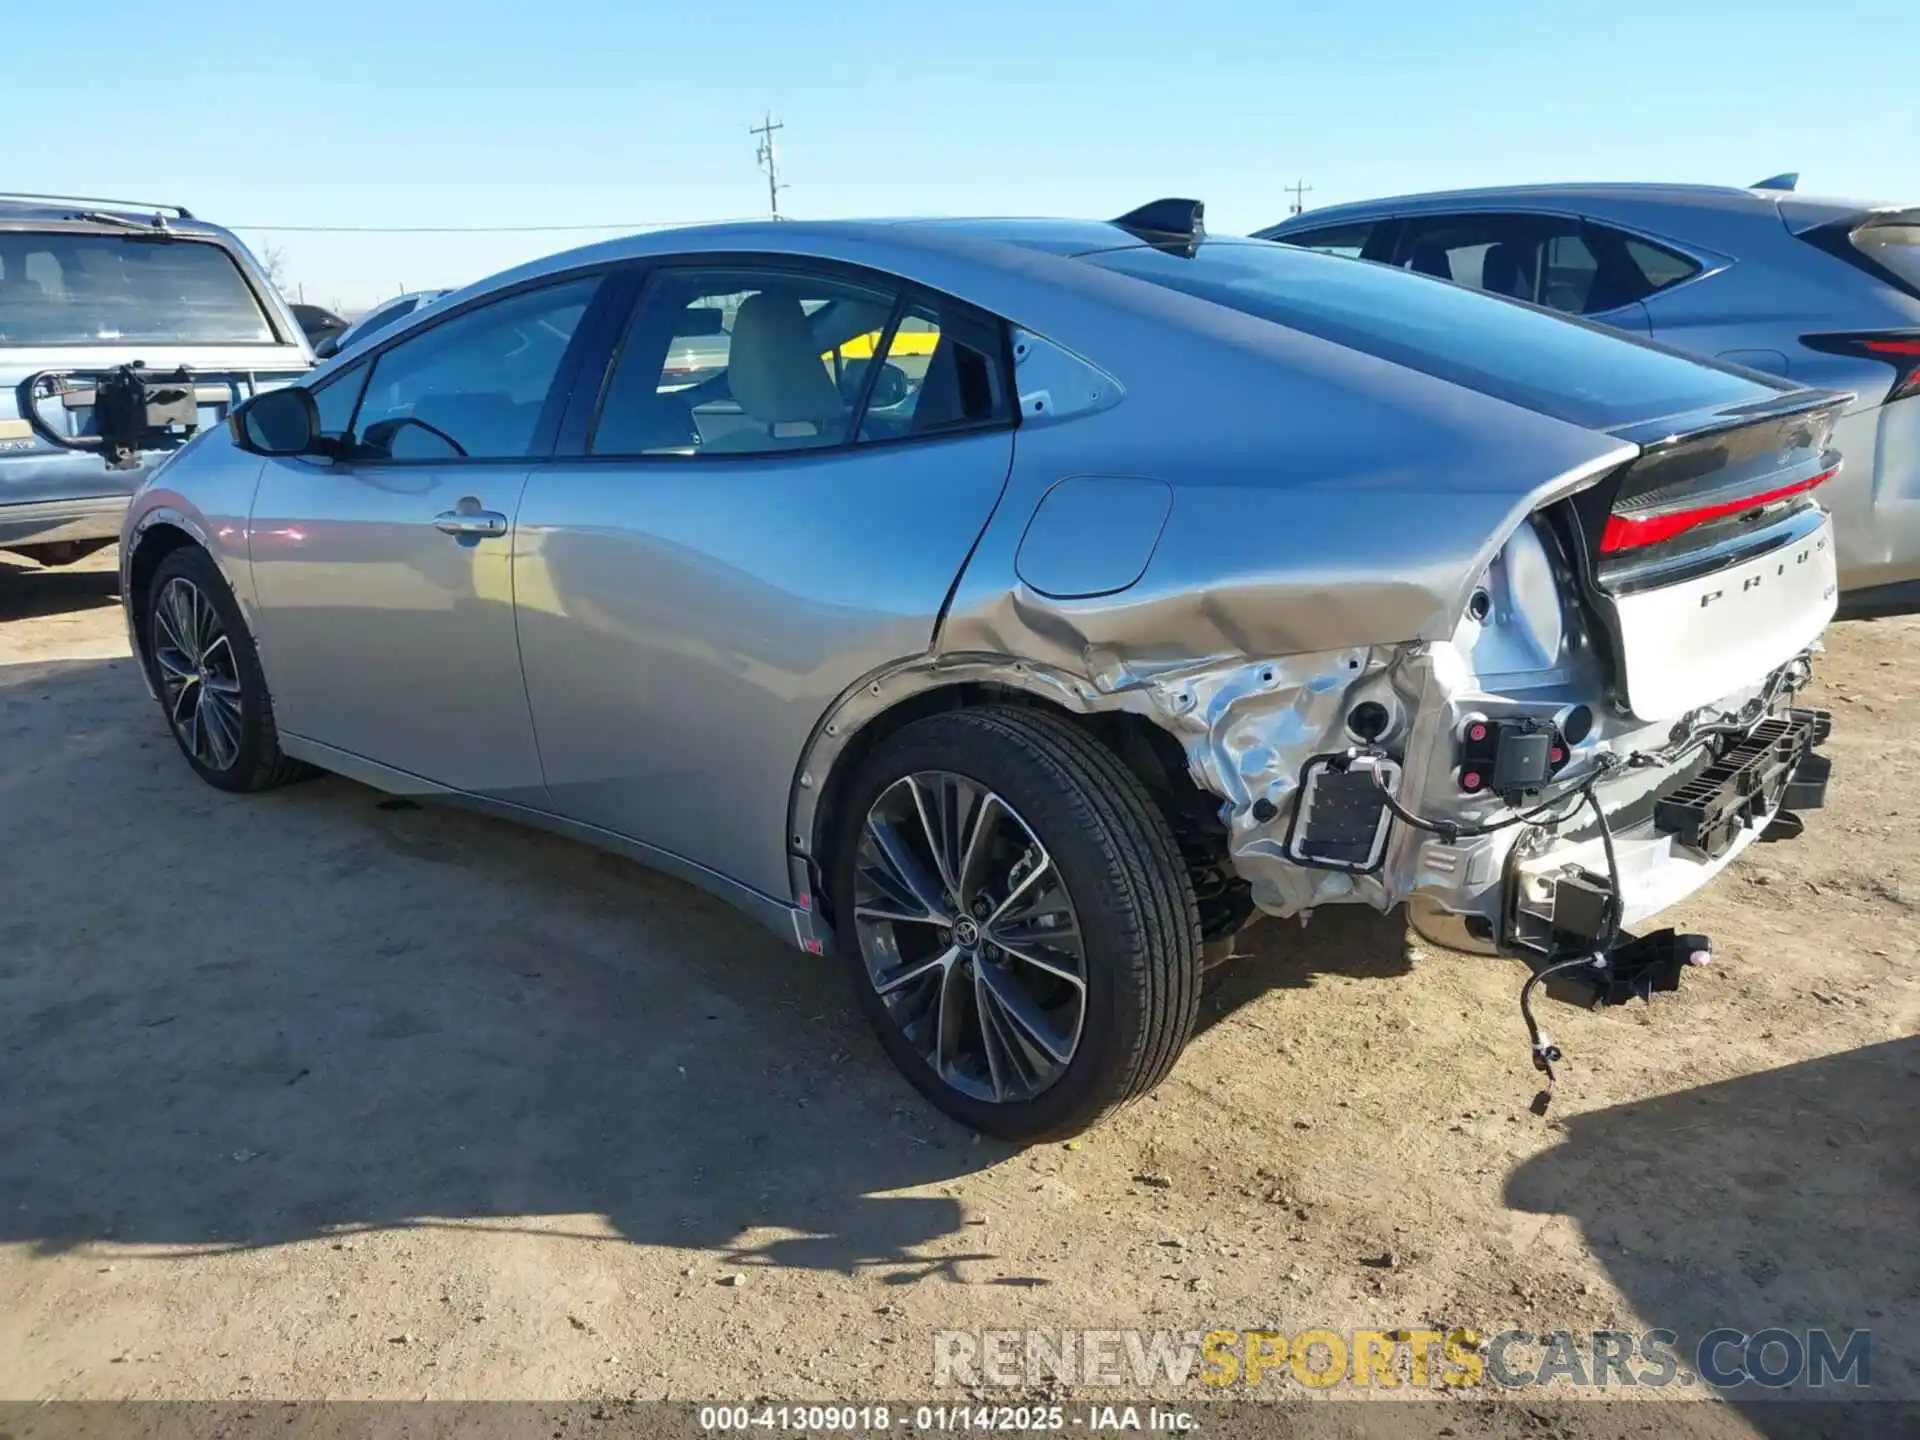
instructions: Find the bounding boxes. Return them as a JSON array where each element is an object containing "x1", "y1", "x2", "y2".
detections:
[
  {"x1": 312, "y1": 361, "x2": 370, "y2": 442},
  {"x1": 0, "y1": 232, "x2": 273, "y2": 346},
  {"x1": 1271, "y1": 222, "x2": 1373, "y2": 259},
  {"x1": 591, "y1": 267, "x2": 900, "y2": 456},
  {"x1": 346, "y1": 275, "x2": 599, "y2": 462}
]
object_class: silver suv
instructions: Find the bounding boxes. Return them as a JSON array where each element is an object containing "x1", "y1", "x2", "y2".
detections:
[{"x1": 1, "y1": 192, "x2": 311, "y2": 567}]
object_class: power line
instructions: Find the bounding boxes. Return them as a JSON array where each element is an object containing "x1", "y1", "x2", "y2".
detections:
[
  {"x1": 222, "y1": 217, "x2": 763, "y2": 235},
  {"x1": 750, "y1": 111, "x2": 787, "y2": 219},
  {"x1": 1286, "y1": 179, "x2": 1313, "y2": 216}
]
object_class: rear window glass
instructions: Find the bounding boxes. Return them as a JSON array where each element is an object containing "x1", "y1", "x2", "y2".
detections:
[
  {"x1": 1082, "y1": 241, "x2": 1771, "y2": 430},
  {"x1": 1851, "y1": 223, "x2": 1920, "y2": 289},
  {"x1": 0, "y1": 232, "x2": 273, "y2": 346}
]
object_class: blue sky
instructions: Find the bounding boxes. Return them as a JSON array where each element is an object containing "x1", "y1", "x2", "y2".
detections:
[{"x1": 7, "y1": 1, "x2": 1913, "y2": 310}]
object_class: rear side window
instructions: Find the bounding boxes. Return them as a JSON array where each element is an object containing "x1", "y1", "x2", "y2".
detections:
[
  {"x1": 1082, "y1": 241, "x2": 1774, "y2": 430},
  {"x1": 1620, "y1": 236, "x2": 1701, "y2": 294},
  {"x1": 1396, "y1": 214, "x2": 1637, "y2": 315},
  {"x1": 1273, "y1": 222, "x2": 1373, "y2": 259},
  {"x1": 856, "y1": 297, "x2": 1012, "y2": 441},
  {"x1": 0, "y1": 233, "x2": 272, "y2": 346},
  {"x1": 591, "y1": 267, "x2": 901, "y2": 456}
]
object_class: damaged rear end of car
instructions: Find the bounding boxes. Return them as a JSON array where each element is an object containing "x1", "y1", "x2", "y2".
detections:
[
  {"x1": 919, "y1": 237, "x2": 1845, "y2": 1044},
  {"x1": 1387, "y1": 386, "x2": 1843, "y2": 963}
]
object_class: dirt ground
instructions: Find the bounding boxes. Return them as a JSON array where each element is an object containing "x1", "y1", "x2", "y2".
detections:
[{"x1": 1, "y1": 548, "x2": 1914, "y2": 1438}]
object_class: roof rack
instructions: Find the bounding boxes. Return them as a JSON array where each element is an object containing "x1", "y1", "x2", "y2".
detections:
[
  {"x1": 1112, "y1": 198, "x2": 1205, "y2": 254},
  {"x1": 0, "y1": 191, "x2": 194, "y2": 220}
]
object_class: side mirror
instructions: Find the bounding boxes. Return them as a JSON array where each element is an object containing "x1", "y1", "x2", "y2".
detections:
[
  {"x1": 230, "y1": 387, "x2": 321, "y2": 457},
  {"x1": 313, "y1": 334, "x2": 341, "y2": 359}
]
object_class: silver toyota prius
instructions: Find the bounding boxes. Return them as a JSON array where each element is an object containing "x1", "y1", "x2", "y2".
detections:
[{"x1": 121, "y1": 201, "x2": 1843, "y2": 1138}]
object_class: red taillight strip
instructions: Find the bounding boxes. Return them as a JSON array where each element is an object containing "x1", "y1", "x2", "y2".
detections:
[
  {"x1": 1599, "y1": 464, "x2": 1839, "y2": 554},
  {"x1": 1864, "y1": 339, "x2": 1920, "y2": 399},
  {"x1": 1802, "y1": 330, "x2": 1920, "y2": 401}
]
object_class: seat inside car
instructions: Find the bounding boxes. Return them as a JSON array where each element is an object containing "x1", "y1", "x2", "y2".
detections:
[
  {"x1": 707, "y1": 292, "x2": 846, "y2": 450},
  {"x1": 1480, "y1": 241, "x2": 1537, "y2": 301},
  {"x1": 1407, "y1": 242, "x2": 1454, "y2": 279}
]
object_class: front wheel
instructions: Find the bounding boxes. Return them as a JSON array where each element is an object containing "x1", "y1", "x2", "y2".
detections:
[
  {"x1": 144, "y1": 546, "x2": 306, "y2": 793},
  {"x1": 832, "y1": 705, "x2": 1202, "y2": 1140}
]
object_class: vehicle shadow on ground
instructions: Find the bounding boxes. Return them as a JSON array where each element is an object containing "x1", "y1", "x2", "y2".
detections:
[
  {"x1": 0, "y1": 554, "x2": 121, "y2": 622},
  {"x1": 1505, "y1": 1035, "x2": 1920, "y2": 1428},
  {"x1": 0, "y1": 657, "x2": 1026, "y2": 1283},
  {"x1": 1194, "y1": 907, "x2": 1413, "y2": 1036}
]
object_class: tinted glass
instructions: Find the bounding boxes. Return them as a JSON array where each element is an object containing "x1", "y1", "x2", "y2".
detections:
[
  {"x1": 591, "y1": 268, "x2": 898, "y2": 456},
  {"x1": 348, "y1": 276, "x2": 597, "y2": 461},
  {"x1": 1398, "y1": 214, "x2": 1612, "y2": 314},
  {"x1": 1540, "y1": 232, "x2": 1601, "y2": 312},
  {"x1": 1083, "y1": 241, "x2": 1772, "y2": 429},
  {"x1": 1622, "y1": 236, "x2": 1702, "y2": 294},
  {"x1": 350, "y1": 297, "x2": 416, "y2": 344},
  {"x1": 857, "y1": 299, "x2": 1011, "y2": 441},
  {"x1": 312, "y1": 361, "x2": 370, "y2": 441},
  {"x1": 0, "y1": 233, "x2": 272, "y2": 346},
  {"x1": 1274, "y1": 222, "x2": 1373, "y2": 259}
]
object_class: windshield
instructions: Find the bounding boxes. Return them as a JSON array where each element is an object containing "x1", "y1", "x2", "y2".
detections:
[
  {"x1": 1852, "y1": 223, "x2": 1920, "y2": 290},
  {"x1": 0, "y1": 231, "x2": 274, "y2": 346},
  {"x1": 1081, "y1": 240, "x2": 1774, "y2": 430}
]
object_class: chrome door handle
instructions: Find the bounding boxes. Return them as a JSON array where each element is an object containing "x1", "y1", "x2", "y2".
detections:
[{"x1": 433, "y1": 509, "x2": 508, "y2": 538}]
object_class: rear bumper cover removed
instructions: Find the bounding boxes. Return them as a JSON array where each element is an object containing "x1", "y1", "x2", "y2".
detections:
[{"x1": 1484, "y1": 707, "x2": 1831, "y2": 957}]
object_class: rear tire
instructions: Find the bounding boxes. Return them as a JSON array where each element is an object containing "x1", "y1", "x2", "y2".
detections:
[
  {"x1": 832, "y1": 705, "x2": 1202, "y2": 1140},
  {"x1": 144, "y1": 546, "x2": 306, "y2": 794}
]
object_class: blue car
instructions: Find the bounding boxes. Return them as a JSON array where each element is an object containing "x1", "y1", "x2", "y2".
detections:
[
  {"x1": 1260, "y1": 179, "x2": 1920, "y2": 616},
  {"x1": 1, "y1": 192, "x2": 311, "y2": 567}
]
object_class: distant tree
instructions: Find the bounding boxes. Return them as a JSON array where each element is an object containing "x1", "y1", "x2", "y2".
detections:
[{"x1": 257, "y1": 243, "x2": 293, "y2": 295}]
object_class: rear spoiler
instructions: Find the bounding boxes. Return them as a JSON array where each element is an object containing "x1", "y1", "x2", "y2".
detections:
[
  {"x1": 1781, "y1": 202, "x2": 1920, "y2": 303},
  {"x1": 1776, "y1": 198, "x2": 1920, "y2": 236}
]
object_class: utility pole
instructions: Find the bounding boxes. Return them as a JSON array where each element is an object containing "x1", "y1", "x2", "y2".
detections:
[
  {"x1": 1286, "y1": 179, "x2": 1313, "y2": 216},
  {"x1": 751, "y1": 111, "x2": 787, "y2": 219}
]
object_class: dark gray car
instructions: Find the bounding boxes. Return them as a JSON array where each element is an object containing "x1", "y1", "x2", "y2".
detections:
[{"x1": 1261, "y1": 181, "x2": 1920, "y2": 615}]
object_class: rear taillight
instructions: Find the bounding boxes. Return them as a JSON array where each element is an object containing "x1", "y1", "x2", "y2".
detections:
[
  {"x1": 1599, "y1": 464, "x2": 1839, "y2": 555},
  {"x1": 1803, "y1": 330, "x2": 1920, "y2": 402}
]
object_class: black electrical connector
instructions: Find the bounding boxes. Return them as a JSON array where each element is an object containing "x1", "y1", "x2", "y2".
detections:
[{"x1": 1457, "y1": 716, "x2": 1569, "y2": 804}]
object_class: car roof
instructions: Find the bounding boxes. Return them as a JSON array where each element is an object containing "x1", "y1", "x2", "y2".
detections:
[
  {"x1": 0, "y1": 195, "x2": 242, "y2": 243},
  {"x1": 1261, "y1": 181, "x2": 1894, "y2": 233},
  {"x1": 880, "y1": 216, "x2": 1158, "y2": 255}
]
